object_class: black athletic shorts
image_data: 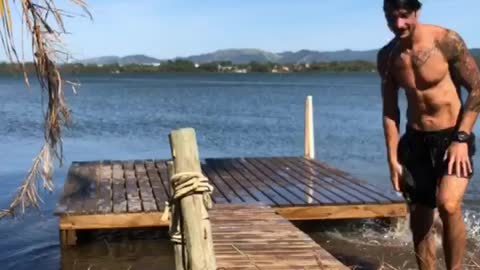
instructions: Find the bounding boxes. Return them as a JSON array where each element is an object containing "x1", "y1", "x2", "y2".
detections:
[{"x1": 397, "y1": 126, "x2": 476, "y2": 208}]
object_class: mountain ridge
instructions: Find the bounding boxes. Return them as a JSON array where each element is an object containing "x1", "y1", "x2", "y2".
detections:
[{"x1": 78, "y1": 48, "x2": 480, "y2": 65}]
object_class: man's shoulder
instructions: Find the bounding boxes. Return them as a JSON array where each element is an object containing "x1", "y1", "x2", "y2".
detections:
[
  {"x1": 377, "y1": 39, "x2": 397, "y2": 72},
  {"x1": 421, "y1": 24, "x2": 458, "y2": 41},
  {"x1": 378, "y1": 39, "x2": 396, "y2": 60}
]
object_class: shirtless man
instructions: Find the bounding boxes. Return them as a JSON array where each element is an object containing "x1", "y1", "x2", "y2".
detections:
[{"x1": 378, "y1": 0, "x2": 480, "y2": 269}]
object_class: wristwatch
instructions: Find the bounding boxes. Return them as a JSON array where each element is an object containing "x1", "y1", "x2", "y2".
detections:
[{"x1": 452, "y1": 131, "x2": 471, "y2": 143}]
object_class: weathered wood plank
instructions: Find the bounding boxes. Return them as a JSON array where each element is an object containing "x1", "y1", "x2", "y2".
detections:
[
  {"x1": 226, "y1": 158, "x2": 290, "y2": 206},
  {"x1": 145, "y1": 160, "x2": 168, "y2": 210},
  {"x1": 124, "y1": 161, "x2": 142, "y2": 212},
  {"x1": 254, "y1": 157, "x2": 341, "y2": 204},
  {"x1": 242, "y1": 158, "x2": 309, "y2": 205},
  {"x1": 199, "y1": 167, "x2": 228, "y2": 204},
  {"x1": 59, "y1": 212, "x2": 169, "y2": 230},
  {"x1": 272, "y1": 157, "x2": 378, "y2": 204},
  {"x1": 96, "y1": 161, "x2": 113, "y2": 214},
  {"x1": 135, "y1": 161, "x2": 158, "y2": 212},
  {"x1": 211, "y1": 204, "x2": 348, "y2": 270},
  {"x1": 154, "y1": 160, "x2": 172, "y2": 199},
  {"x1": 292, "y1": 157, "x2": 401, "y2": 203},
  {"x1": 112, "y1": 161, "x2": 127, "y2": 213},
  {"x1": 56, "y1": 162, "x2": 98, "y2": 215},
  {"x1": 215, "y1": 159, "x2": 276, "y2": 205},
  {"x1": 202, "y1": 163, "x2": 242, "y2": 203},
  {"x1": 275, "y1": 203, "x2": 408, "y2": 220},
  {"x1": 207, "y1": 159, "x2": 258, "y2": 203}
]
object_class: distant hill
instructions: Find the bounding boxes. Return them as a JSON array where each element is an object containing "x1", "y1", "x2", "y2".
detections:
[
  {"x1": 78, "y1": 48, "x2": 480, "y2": 65},
  {"x1": 185, "y1": 49, "x2": 281, "y2": 64},
  {"x1": 78, "y1": 54, "x2": 161, "y2": 65},
  {"x1": 185, "y1": 48, "x2": 377, "y2": 64},
  {"x1": 277, "y1": 49, "x2": 378, "y2": 64}
]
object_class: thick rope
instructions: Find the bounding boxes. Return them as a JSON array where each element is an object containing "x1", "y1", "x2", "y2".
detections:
[{"x1": 163, "y1": 171, "x2": 214, "y2": 245}]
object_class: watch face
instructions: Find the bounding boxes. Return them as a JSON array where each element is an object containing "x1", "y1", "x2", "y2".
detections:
[{"x1": 455, "y1": 131, "x2": 470, "y2": 142}]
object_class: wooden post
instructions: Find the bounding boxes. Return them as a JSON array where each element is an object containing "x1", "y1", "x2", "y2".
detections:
[
  {"x1": 167, "y1": 161, "x2": 186, "y2": 270},
  {"x1": 304, "y1": 96, "x2": 315, "y2": 159},
  {"x1": 304, "y1": 96, "x2": 315, "y2": 204},
  {"x1": 169, "y1": 128, "x2": 216, "y2": 270}
]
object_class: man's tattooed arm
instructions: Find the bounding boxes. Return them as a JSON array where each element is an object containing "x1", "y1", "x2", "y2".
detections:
[{"x1": 437, "y1": 30, "x2": 480, "y2": 113}]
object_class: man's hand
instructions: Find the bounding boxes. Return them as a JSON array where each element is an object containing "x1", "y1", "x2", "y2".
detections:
[
  {"x1": 389, "y1": 162, "x2": 404, "y2": 192},
  {"x1": 445, "y1": 142, "x2": 472, "y2": 178}
]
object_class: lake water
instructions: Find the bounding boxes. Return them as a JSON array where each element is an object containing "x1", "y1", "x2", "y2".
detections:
[{"x1": 0, "y1": 73, "x2": 479, "y2": 269}]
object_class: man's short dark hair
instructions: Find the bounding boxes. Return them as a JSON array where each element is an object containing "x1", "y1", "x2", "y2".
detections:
[{"x1": 384, "y1": 0, "x2": 422, "y2": 11}]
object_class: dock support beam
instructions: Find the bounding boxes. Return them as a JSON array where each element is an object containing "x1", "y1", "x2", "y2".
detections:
[{"x1": 60, "y1": 229, "x2": 77, "y2": 247}]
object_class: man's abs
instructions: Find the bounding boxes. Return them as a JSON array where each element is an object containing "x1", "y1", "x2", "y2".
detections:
[{"x1": 404, "y1": 78, "x2": 462, "y2": 131}]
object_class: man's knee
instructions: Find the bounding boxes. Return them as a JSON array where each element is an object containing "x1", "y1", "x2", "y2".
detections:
[{"x1": 437, "y1": 196, "x2": 462, "y2": 216}]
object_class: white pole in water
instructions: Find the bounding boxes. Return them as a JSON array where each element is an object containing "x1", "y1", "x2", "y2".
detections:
[{"x1": 304, "y1": 96, "x2": 315, "y2": 159}]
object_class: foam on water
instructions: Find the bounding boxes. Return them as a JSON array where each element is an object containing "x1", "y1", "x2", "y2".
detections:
[{"x1": 321, "y1": 206, "x2": 480, "y2": 250}]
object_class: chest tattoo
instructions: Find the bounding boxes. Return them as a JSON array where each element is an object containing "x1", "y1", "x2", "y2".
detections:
[{"x1": 411, "y1": 46, "x2": 438, "y2": 68}]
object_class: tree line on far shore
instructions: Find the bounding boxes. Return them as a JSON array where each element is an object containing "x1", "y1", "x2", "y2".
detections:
[{"x1": 0, "y1": 56, "x2": 478, "y2": 75}]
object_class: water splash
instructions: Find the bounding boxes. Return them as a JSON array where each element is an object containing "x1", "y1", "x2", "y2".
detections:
[
  {"x1": 323, "y1": 207, "x2": 480, "y2": 249},
  {"x1": 464, "y1": 209, "x2": 480, "y2": 249}
]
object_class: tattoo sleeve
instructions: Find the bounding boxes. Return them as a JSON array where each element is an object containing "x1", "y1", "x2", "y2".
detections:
[{"x1": 437, "y1": 30, "x2": 480, "y2": 112}]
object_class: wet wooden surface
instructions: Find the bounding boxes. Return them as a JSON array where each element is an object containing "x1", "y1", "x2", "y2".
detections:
[
  {"x1": 212, "y1": 204, "x2": 348, "y2": 269},
  {"x1": 56, "y1": 156, "x2": 407, "y2": 236},
  {"x1": 56, "y1": 157, "x2": 405, "y2": 217},
  {"x1": 60, "y1": 204, "x2": 348, "y2": 270}
]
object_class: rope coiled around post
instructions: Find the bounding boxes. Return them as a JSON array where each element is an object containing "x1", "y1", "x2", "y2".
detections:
[
  {"x1": 170, "y1": 172, "x2": 214, "y2": 209},
  {"x1": 163, "y1": 171, "x2": 214, "y2": 244}
]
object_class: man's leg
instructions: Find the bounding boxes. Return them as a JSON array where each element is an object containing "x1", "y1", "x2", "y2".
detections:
[
  {"x1": 410, "y1": 204, "x2": 436, "y2": 270},
  {"x1": 437, "y1": 175, "x2": 469, "y2": 270}
]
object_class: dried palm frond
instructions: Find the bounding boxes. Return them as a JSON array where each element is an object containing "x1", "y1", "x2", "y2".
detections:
[{"x1": 0, "y1": 0, "x2": 89, "y2": 218}]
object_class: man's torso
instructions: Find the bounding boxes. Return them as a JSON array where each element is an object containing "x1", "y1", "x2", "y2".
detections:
[{"x1": 382, "y1": 24, "x2": 462, "y2": 131}]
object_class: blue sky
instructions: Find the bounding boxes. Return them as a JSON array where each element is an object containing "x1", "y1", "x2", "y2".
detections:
[{"x1": 2, "y1": 0, "x2": 480, "y2": 61}]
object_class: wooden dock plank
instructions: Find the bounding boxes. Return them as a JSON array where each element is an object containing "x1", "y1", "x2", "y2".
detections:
[
  {"x1": 299, "y1": 158, "x2": 401, "y2": 203},
  {"x1": 254, "y1": 157, "x2": 343, "y2": 204},
  {"x1": 284, "y1": 157, "x2": 390, "y2": 202},
  {"x1": 202, "y1": 166, "x2": 230, "y2": 204},
  {"x1": 276, "y1": 203, "x2": 408, "y2": 220},
  {"x1": 154, "y1": 160, "x2": 172, "y2": 199},
  {"x1": 212, "y1": 204, "x2": 348, "y2": 270},
  {"x1": 274, "y1": 157, "x2": 380, "y2": 204},
  {"x1": 215, "y1": 158, "x2": 276, "y2": 205},
  {"x1": 145, "y1": 160, "x2": 168, "y2": 210},
  {"x1": 124, "y1": 161, "x2": 142, "y2": 212},
  {"x1": 225, "y1": 158, "x2": 291, "y2": 206},
  {"x1": 207, "y1": 159, "x2": 259, "y2": 203},
  {"x1": 229, "y1": 158, "x2": 296, "y2": 206},
  {"x1": 135, "y1": 161, "x2": 158, "y2": 212},
  {"x1": 203, "y1": 164, "x2": 243, "y2": 203},
  {"x1": 59, "y1": 212, "x2": 169, "y2": 230},
  {"x1": 56, "y1": 162, "x2": 95, "y2": 214},
  {"x1": 242, "y1": 158, "x2": 311, "y2": 205},
  {"x1": 96, "y1": 161, "x2": 113, "y2": 214},
  {"x1": 112, "y1": 161, "x2": 127, "y2": 213}
]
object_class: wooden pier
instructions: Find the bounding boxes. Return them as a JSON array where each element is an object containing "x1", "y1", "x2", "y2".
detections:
[
  {"x1": 56, "y1": 156, "x2": 406, "y2": 242},
  {"x1": 55, "y1": 156, "x2": 406, "y2": 268},
  {"x1": 60, "y1": 204, "x2": 347, "y2": 269}
]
